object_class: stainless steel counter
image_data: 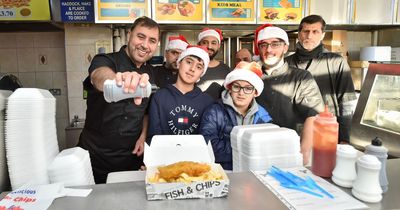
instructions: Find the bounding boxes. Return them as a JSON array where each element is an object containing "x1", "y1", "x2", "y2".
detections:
[
  {"x1": 2, "y1": 159, "x2": 399, "y2": 210},
  {"x1": 48, "y1": 171, "x2": 289, "y2": 210}
]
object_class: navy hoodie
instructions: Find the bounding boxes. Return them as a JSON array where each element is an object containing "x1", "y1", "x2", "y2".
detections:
[{"x1": 147, "y1": 84, "x2": 214, "y2": 141}]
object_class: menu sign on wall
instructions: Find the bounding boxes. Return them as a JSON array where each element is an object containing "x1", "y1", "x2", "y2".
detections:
[
  {"x1": 207, "y1": 0, "x2": 256, "y2": 24},
  {"x1": 61, "y1": 0, "x2": 94, "y2": 22},
  {"x1": 258, "y1": 0, "x2": 303, "y2": 23},
  {"x1": 153, "y1": 0, "x2": 205, "y2": 23},
  {"x1": 0, "y1": 0, "x2": 50, "y2": 20},
  {"x1": 95, "y1": 0, "x2": 150, "y2": 23}
]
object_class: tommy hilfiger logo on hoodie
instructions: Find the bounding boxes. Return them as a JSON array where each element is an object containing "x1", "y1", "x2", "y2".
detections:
[
  {"x1": 168, "y1": 105, "x2": 199, "y2": 135},
  {"x1": 177, "y1": 117, "x2": 189, "y2": 124}
]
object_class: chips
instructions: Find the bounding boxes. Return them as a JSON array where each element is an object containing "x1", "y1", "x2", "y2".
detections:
[{"x1": 148, "y1": 161, "x2": 223, "y2": 184}]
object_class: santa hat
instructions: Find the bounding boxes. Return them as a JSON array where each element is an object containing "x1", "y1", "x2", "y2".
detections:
[
  {"x1": 224, "y1": 61, "x2": 264, "y2": 96},
  {"x1": 253, "y1": 24, "x2": 289, "y2": 56},
  {"x1": 177, "y1": 45, "x2": 210, "y2": 77},
  {"x1": 198, "y1": 28, "x2": 223, "y2": 44},
  {"x1": 165, "y1": 35, "x2": 189, "y2": 51}
]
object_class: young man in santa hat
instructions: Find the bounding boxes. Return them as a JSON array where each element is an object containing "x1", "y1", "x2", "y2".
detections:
[
  {"x1": 197, "y1": 28, "x2": 231, "y2": 100},
  {"x1": 200, "y1": 61, "x2": 272, "y2": 170},
  {"x1": 254, "y1": 24, "x2": 324, "y2": 165},
  {"x1": 154, "y1": 34, "x2": 189, "y2": 88},
  {"x1": 147, "y1": 46, "x2": 214, "y2": 141}
]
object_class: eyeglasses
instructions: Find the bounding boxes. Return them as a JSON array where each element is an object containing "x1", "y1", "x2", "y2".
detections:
[
  {"x1": 231, "y1": 84, "x2": 255, "y2": 94},
  {"x1": 258, "y1": 41, "x2": 284, "y2": 49}
]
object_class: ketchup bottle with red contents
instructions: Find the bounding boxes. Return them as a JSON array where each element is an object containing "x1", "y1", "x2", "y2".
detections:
[{"x1": 311, "y1": 105, "x2": 338, "y2": 177}]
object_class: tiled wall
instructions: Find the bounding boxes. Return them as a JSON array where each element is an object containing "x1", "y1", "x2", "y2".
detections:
[
  {"x1": 64, "y1": 24, "x2": 112, "y2": 122},
  {"x1": 347, "y1": 31, "x2": 372, "y2": 61},
  {"x1": 0, "y1": 32, "x2": 68, "y2": 150}
]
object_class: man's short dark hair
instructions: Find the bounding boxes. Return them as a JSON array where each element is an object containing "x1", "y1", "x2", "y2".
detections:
[
  {"x1": 130, "y1": 16, "x2": 160, "y2": 38},
  {"x1": 298, "y1": 15, "x2": 326, "y2": 32}
]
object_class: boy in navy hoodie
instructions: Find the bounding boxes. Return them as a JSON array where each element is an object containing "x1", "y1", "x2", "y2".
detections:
[{"x1": 147, "y1": 46, "x2": 214, "y2": 140}]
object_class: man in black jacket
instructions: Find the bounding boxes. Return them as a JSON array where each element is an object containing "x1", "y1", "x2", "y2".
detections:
[
  {"x1": 78, "y1": 16, "x2": 160, "y2": 183},
  {"x1": 286, "y1": 15, "x2": 357, "y2": 144},
  {"x1": 254, "y1": 24, "x2": 324, "y2": 165}
]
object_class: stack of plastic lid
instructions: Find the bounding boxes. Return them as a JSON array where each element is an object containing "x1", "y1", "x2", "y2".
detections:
[
  {"x1": 231, "y1": 124, "x2": 303, "y2": 172},
  {"x1": 0, "y1": 90, "x2": 12, "y2": 192},
  {"x1": 5, "y1": 88, "x2": 59, "y2": 189},
  {"x1": 48, "y1": 147, "x2": 94, "y2": 187}
]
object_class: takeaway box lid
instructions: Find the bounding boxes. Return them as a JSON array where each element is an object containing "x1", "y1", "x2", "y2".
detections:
[{"x1": 144, "y1": 135, "x2": 215, "y2": 167}]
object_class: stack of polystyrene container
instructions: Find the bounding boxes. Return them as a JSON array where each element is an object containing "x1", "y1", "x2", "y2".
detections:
[
  {"x1": 231, "y1": 124, "x2": 303, "y2": 172},
  {"x1": 47, "y1": 147, "x2": 94, "y2": 187}
]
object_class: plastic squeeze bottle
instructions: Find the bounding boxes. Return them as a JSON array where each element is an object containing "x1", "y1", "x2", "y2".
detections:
[
  {"x1": 311, "y1": 105, "x2": 339, "y2": 177},
  {"x1": 365, "y1": 137, "x2": 389, "y2": 193}
]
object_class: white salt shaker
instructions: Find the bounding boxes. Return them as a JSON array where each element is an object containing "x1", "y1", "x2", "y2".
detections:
[
  {"x1": 352, "y1": 154, "x2": 382, "y2": 203},
  {"x1": 332, "y1": 144, "x2": 358, "y2": 188},
  {"x1": 103, "y1": 79, "x2": 152, "y2": 103}
]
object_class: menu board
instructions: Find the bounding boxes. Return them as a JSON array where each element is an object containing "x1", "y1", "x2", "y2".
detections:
[
  {"x1": 207, "y1": 0, "x2": 256, "y2": 24},
  {"x1": 257, "y1": 0, "x2": 303, "y2": 23},
  {"x1": 0, "y1": 0, "x2": 50, "y2": 21},
  {"x1": 95, "y1": 0, "x2": 150, "y2": 23},
  {"x1": 152, "y1": 0, "x2": 205, "y2": 23}
]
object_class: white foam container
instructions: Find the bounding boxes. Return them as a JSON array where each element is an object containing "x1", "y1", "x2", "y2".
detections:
[
  {"x1": 238, "y1": 127, "x2": 300, "y2": 156},
  {"x1": 239, "y1": 153, "x2": 303, "y2": 171},
  {"x1": 230, "y1": 123, "x2": 279, "y2": 172},
  {"x1": 47, "y1": 147, "x2": 94, "y2": 187},
  {"x1": 232, "y1": 125, "x2": 302, "y2": 172}
]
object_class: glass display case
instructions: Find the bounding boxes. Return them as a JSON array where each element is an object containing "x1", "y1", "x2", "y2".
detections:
[{"x1": 351, "y1": 63, "x2": 400, "y2": 157}]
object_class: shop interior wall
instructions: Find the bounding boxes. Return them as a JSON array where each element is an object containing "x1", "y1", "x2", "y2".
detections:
[
  {"x1": 0, "y1": 26, "x2": 376, "y2": 151},
  {"x1": 378, "y1": 28, "x2": 400, "y2": 47},
  {"x1": 0, "y1": 32, "x2": 68, "y2": 150}
]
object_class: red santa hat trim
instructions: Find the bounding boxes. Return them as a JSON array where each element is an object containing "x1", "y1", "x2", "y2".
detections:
[
  {"x1": 198, "y1": 28, "x2": 223, "y2": 44},
  {"x1": 253, "y1": 24, "x2": 289, "y2": 56},
  {"x1": 177, "y1": 45, "x2": 210, "y2": 77},
  {"x1": 165, "y1": 34, "x2": 189, "y2": 51},
  {"x1": 224, "y1": 61, "x2": 264, "y2": 96}
]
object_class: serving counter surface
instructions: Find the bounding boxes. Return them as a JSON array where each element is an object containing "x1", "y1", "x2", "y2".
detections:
[{"x1": 2, "y1": 159, "x2": 399, "y2": 210}]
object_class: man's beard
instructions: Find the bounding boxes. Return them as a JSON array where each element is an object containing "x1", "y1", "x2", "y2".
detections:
[
  {"x1": 262, "y1": 53, "x2": 283, "y2": 68},
  {"x1": 209, "y1": 49, "x2": 219, "y2": 60},
  {"x1": 166, "y1": 62, "x2": 178, "y2": 70}
]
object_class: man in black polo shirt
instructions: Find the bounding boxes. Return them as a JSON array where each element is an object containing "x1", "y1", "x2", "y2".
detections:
[
  {"x1": 78, "y1": 16, "x2": 160, "y2": 183},
  {"x1": 254, "y1": 24, "x2": 324, "y2": 165}
]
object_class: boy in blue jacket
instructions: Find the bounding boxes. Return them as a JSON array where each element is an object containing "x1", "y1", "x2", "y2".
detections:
[
  {"x1": 199, "y1": 61, "x2": 272, "y2": 170},
  {"x1": 147, "y1": 46, "x2": 214, "y2": 140}
]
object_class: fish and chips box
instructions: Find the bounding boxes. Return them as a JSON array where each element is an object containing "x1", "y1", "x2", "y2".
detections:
[{"x1": 144, "y1": 135, "x2": 230, "y2": 200}]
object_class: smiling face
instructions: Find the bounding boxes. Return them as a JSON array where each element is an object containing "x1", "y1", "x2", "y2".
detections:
[
  {"x1": 177, "y1": 55, "x2": 205, "y2": 85},
  {"x1": 298, "y1": 22, "x2": 325, "y2": 51},
  {"x1": 229, "y1": 80, "x2": 256, "y2": 111},
  {"x1": 126, "y1": 25, "x2": 160, "y2": 67},
  {"x1": 198, "y1": 36, "x2": 220, "y2": 60},
  {"x1": 258, "y1": 38, "x2": 288, "y2": 69}
]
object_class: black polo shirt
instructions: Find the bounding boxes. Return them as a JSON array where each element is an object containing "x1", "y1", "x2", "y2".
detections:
[
  {"x1": 79, "y1": 46, "x2": 155, "y2": 183},
  {"x1": 256, "y1": 62, "x2": 324, "y2": 134},
  {"x1": 153, "y1": 64, "x2": 177, "y2": 89}
]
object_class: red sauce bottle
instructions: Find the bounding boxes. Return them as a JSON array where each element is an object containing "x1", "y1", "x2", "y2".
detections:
[{"x1": 311, "y1": 105, "x2": 338, "y2": 177}]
